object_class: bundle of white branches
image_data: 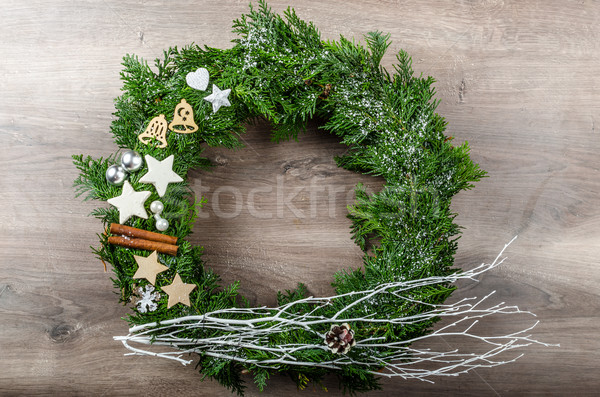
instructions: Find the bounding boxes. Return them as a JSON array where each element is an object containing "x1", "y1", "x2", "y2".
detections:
[{"x1": 115, "y1": 236, "x2": 556, "y2": 380}]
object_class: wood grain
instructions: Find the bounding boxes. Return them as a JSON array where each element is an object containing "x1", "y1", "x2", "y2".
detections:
[{"x1": 1, "y1": 0, "x2": 599, "y2": 395}]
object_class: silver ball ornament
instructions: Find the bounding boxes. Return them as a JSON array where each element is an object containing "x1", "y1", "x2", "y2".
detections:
[
  {"x1": 106, "y1": 165, "x2": 127, "y2": 186},
  {"x1": 155, "y1": 218, "x2": 169, "y2": 231},
  {"x1": 120, "y1": 150, "x2": 143, "y2": 172}
]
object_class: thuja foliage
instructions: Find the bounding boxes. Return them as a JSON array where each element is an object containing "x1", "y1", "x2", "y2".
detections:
[{"x1": 73, "y1": 1, "x2": 485, "y2": 395}]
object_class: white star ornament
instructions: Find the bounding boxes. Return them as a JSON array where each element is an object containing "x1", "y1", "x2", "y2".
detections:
[
  {"x1": 203, "y1": 84, "x2": 231, "y2": 113},
  {"x1": 139, "y1": 154, "x2": 183, "y2": 197},
  {"x1": 107, "y1": 181, "x2": 151, "y2": 224}
]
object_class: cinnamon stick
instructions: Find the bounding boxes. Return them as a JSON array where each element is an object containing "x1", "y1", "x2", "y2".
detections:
[
  {"x1": 108, "y1": 236, "x2": 178, "y2": 256},
  {"x1": 110, "y1": 223, "x2": 177, "y2": 245}
]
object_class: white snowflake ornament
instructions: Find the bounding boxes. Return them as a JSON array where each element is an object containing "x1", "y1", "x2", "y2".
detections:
[
  {"x1": 135, "y1": 285, "x2": 161, "y2": 313},
  {"x1": 203, "y1": 84, "x2": 231, "y2": 113}
]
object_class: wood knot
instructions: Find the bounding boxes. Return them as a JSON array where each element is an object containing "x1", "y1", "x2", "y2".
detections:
[
  {"x1": 214, "y1": 154, "x2": 229, "y2": 166},
  {"x1": 458, "y1": 79, "x2": 466, "y2": 103},
  {"x1": 49, "y1": 323, "x2": 80, "y2": 343}
]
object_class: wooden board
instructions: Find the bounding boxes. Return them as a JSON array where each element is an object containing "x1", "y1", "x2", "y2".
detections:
[{"x1": 1, "y1": 0, "x2": 599, "y2": 395}]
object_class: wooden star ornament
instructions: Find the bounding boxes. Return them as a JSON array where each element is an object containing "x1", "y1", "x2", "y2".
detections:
[
  {"x1": 133, "y1": 251, "x2": 168, "y2": 285},
  {"x1": 161, "y1": 273, "x2": 197, "y2": 308}
]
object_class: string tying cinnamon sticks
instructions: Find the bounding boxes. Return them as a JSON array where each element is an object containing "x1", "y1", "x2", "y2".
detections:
[{"x1": 108, "y1": 223, "x2": 178, "y2": 256}]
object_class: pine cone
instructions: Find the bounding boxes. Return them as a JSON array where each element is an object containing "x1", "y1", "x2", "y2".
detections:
[{"x1": 324, "y1": 323, "x2": 356, "y2": 354}]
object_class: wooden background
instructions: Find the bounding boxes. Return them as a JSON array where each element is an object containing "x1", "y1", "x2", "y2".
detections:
[{"x1": 1, "y1": 0, "x2": 598, "y2": 395}]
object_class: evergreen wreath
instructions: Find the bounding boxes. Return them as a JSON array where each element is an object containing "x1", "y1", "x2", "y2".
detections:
[{"x1": 73, "y1": 2, "x2": 548, "y2": 395}]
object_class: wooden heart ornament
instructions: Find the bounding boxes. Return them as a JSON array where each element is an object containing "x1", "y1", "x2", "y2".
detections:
[{"x1": 185, "y1": 68, "x2": 209, "y2": 91}]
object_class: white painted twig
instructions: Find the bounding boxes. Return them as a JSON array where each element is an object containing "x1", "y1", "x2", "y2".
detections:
[{"x1": 114, "y1": 236, "x2": 557, "y2": 380}]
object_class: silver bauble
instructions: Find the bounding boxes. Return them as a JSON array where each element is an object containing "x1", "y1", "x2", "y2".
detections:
[
  {"x1": 106, "y1": 165, "x2": 127, "y2": 186},
  {"x1": 120, "y1": 150, "x2": 143, "y2": 172}
]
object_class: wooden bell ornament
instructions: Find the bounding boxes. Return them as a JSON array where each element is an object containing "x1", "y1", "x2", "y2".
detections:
[
  {"x1": 168, "y1": 99, "x2": 198, "y2": 134},
  {"x1": 139, "y1": 114, "x2": 169, "y2": 148}
]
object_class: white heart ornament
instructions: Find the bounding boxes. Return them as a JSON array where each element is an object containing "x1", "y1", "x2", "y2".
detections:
[{"x1": 186, "y1": 68, "x2": 210, "y2": 91}]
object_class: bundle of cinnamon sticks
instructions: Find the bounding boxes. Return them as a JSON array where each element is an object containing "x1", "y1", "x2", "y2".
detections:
[{"x1": 108, "y1": 223, "x2": 178, "y2": 256}]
